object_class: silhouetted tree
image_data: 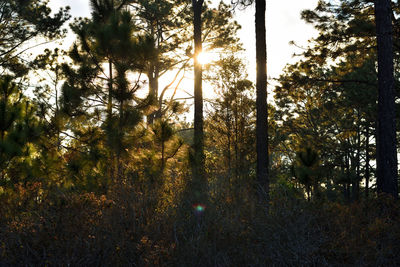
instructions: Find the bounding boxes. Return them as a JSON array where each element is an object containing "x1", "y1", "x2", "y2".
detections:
[{"x1": 374, "y1": 0, "x2": 398, "y2": 198}]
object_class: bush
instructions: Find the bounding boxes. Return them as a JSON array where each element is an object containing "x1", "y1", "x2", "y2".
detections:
[{"x1": 1, "y1": 182, "x2": 399, "y2": 266}]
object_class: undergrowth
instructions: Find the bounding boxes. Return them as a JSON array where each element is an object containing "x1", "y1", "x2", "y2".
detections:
[{"x1": 1, "y1": 182, "x2": 399, "y2": 266}]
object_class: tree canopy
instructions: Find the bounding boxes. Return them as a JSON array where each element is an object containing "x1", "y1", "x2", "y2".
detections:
[{"x1": 1, "y1": 0, "x2": 400, "y2": 265}]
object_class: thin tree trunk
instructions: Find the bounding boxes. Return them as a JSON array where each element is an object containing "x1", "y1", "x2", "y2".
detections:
[
  {"x1": 255, "y1": 0, "x2": 269, "y2": 207},
  {"x1": 340, "y1": 158, "x2": 347, "y2": 201},
  {"x1": 147, "y1": 62, "x2": 159, "y2": 124},
  {"x1": 55, "y1": 67, "x2": 61, "y2": 150},
  {"x1": 0, "y1": 86, "x2": 6, "y2": 181},
  {"x1": 365, "y1": 122, "x2": 370, "y2": 199},
  {"x1": 234, "y1": 95, "x2": 239, "y2": 181},
  {"x1": 374, "y1": 0, "x2": 398, "y2": 198},
  {"x1": 108, "y1": 59, "x2": 113, "y2": 122},
  {"x1": 353, "y1": 112, "x2": 361, "y2": 201},
  {"x1": 117, "y1": 91, "x2": 124, "y2": 180},
  {"x1": 192, "y1": 0, "x2": 206, "y2": 202},
  {"x1": 227, "y1": 106, "x2": 232, "y2": 180},
  {"x1": 108, "y1": 59, "x2": 114, "y2": 182},
  {"x1": 345, "y1": 148, "x2": 351, "y2": 203},
  {"x1": 147, "y1": 21, "x2": 159, "y2": 125},
  {"x1": 239, "y1": 94, "x2": 245, "y2": 179}
]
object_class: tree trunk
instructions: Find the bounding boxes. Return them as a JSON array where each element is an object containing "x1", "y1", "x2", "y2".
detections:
[
  {"x1": 255, "y1": 0, "x2": 269, "y2": 207},
  {"x1": 147, "y1": 21, "x2": 159, "y2": 125},
  {"x1": 147, "y1": 61, "x2": 159, "y2": 125},
  {"x1": 365, "y1": 122, "x2": 370, "y2": 199},
  {"x1": 374, "y1": 0, "x2": 398, "y2": 198},
  {"x1": 117, "y1": 87, "x2": 124, "y2": 180},
  {"x1": 226, "y1": 106, "x2": 232, "y2": 180},
  {"x1": 353, "y1": 112, "x2": 361, "y2": 201},
  {"x1": 192, "y1": 0, "x2": 206, "y2": 202},
  {"x1": 108, "y1": 59, "x2": 115, "y2": 182},
  {"x1": 234, "y1": 94, "x2": 239, "y2": 181},
  {"x1": 108, "y1": 59, "x2": 113, "y2": 122},
  {"x1": 55, "y1": 67, "x2": 61, "y2": 150},
  {"x1": 0, "y1": 85, "x2": 6, "y2": 181},
  {"x1": 345, "y1": 149, "x2": 351, "y2": 203}
]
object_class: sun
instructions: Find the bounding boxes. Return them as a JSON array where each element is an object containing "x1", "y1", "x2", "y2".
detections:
[{"x1": 196, "y1": 51, "x2": 213, "y2": 65}]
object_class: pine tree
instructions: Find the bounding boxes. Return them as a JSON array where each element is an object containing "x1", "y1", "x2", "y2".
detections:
[
  {"x1": 206, "y1": 55, "x2": 256, "y2": 201},
  {"x1": 255, "y1": 0, "x2": 269, "y2": 208},
  {"x1": 60, "y1": 0, "x2": 152, "y2": 189},
  {"x1": 0, "y1": 76, "x2": 41, "y2": 184},
  {"x1": 0, "y1": 0, "x2": 70, "y2": 76},
  {"x1": 191, "y1": 0, "x2": 206, "y2": 205},
  {"x1": 374, "y1": 0, "x2": 398, "y2": 198},
  {"x1": 231, "y1": 0, "x2": 269, "y2": 208}
]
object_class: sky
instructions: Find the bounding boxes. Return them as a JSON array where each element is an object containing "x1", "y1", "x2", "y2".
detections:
[
  {"x1": 47, "y1": 0, "x2": 319, "y2": 101},
  {"x1": 233, "y1": 0, "x2": 318, "y2": 81}
]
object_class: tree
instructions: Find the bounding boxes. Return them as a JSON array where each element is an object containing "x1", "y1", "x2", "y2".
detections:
[
  {"x1": 127, "y1": 1, "x2": 241, "y2": 126},
  {"x1": 206, "y1": 55, "x2": 256, "y2": 202},
  {"x1": 60, "y1": 0, "x2": 151, "y2": 189},
  {"x1": 231, "y1": 0, "x2": 269, "y2": 207},
  {"x1": 274, "y1": 51, "x2": 381, "y2": 202},
  {"x1": 0, "y1": 76, "x2": 42, "y2": 184},
  {"x1": 374, "y1": 0, "x2": 398, "y2": 198},
  {"x1": 126, "y1": 0, "x2": 189, "y2": 123},
  {"x1": 191, "y1": 0, "x2": 206, "y2": 203},
  {"x1": 0, "y1": 0, "x2": 70, "y2": 76},
  {"x1": 292, "y1": 146, "x2": 320, "y2": 201},
  {"x1": 255, "y1": 0, "x2": 269, "y2": 206},
  {"x1": 295, "y1": 0, "x2": 400, "y2": 199}
]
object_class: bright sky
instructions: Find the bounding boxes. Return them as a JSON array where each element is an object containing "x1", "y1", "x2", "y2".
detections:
[
  {"x1": 47, "y1": 0, "x2": 318, "y2": 103},
  {"x1": 234, "y1": 0, "x2": 318, "y2": 80}
]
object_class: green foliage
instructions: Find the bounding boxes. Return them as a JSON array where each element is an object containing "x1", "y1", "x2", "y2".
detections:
[
  {"x1": 1, "y1": 0, "x2": 399, "y2": 265},
  {"x1": 0, "y1": 76, "x2": 42, "y2": 185},
  {"x1": 0, "y1": 0, "x2": 70, "y2": 76},
  {"x1": 273, "y1": 0, "x2": 390, "y2": 201},
  {"x1": 292, "y1": 146, "x2": 320, "y2": 200},
  {"x1": 206, "y1": 55, "x2": 256, "y2": 184}
]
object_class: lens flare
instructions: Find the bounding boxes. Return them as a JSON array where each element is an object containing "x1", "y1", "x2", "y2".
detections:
[{"x1": 192, "y1": 203, "x2": 206, "y2": 214}]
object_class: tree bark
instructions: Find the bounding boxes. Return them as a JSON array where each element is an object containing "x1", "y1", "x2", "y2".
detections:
[
  {"x1": 147, "y1": 58, "x2": 159, "y2": 125},
  {"x1": 365, "y1": 122, "x2": 370, "y2": 199},
  {"x1": 374, "y1": 0, "x2": 398, "y2": 198},
  {"x1": 108, "y1": 59, "x2": 115, "y2": 182},
  {"x1": 345, "y1": 148, "x2": 351, "y2": 203},
  {"x1": 192, "y1": 0, "x2": 206, "y2": 201},
  {"x1": 353, "y1": 111, "x2": 361, "y2": 201},
  {"x1": 108, "y1": 59, "x2": 113, "y2": 122},
  {"x1": 255, "y1": 0, "x2": 269, "y2": 206}
]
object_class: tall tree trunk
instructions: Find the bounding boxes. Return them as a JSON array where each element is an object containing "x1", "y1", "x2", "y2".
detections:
[
  {"x1": 147, "y1": 61, "x2": 159, "y2": 125},
  {"x1": 255, "y1": 0, "x2": 269, "y2": 206},
  {"x1": 353, "y1": 112, "x2": 361, "y2": 201},
  {"x1": 117, "y1": 88, "x2": 124, "y2": 180},
  {"x1": 55, "y1": 67, "x2": 61, "y2": 150},
  {"x1": 365, "y1": 122, "x2": 370, "y2": 199},
  {"x1": 108, "y1": 59, "x2": 113, "y2": 123},
  {"x1": 239, "y1": 94, "x2": 245, "y2": 179},
  {"x1": 192, "y1": 0, "x2": 206, "y2": 202},
  {"x1": 234, "y1": 96, "x2": 239, "y2": 181},
  {"x1": 226, "y1": 106, "x2": 232, "y2": 181},
  {"x1": 0, "y1": 86, "x2": 7, "y2": 181},
  {"x1": 374, "y1": 0, "x2": 398, "y2": 198},
  {"x1": 108, "y1": 59, "x2": 115, "y2": 182},
  {"x1": 345, "y1": 148, "x2": 351, "y2": 203}
]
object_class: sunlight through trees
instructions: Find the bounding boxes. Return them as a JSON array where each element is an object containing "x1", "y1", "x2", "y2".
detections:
[{"x1": 1, "y1": 0, "x2": 400, "y2": 265}]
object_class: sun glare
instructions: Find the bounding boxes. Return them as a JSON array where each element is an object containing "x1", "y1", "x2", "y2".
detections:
[{"x1": 196, "y1": 51, "x2": 213, "y2": 65}]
